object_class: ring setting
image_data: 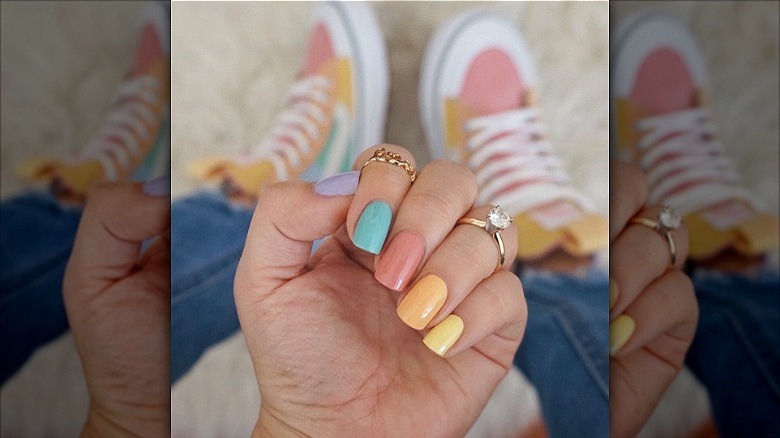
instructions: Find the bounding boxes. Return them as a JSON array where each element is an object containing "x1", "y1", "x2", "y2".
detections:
[
  {"x1": 457, "y1": 205, "x2": 513, "y2": 271},
  {"x1": 360, "y1": 147, "x2": 417, "y2": 183},
  {"x1": 630, "y1": 205, "x2": 682, "y2": 266}
]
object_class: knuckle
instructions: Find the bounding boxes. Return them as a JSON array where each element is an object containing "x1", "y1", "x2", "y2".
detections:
[
  {"x1": 433, "y1": 160, "x2": 478, "y2": 201},
  {"x1": 611, "y1": 162, "x2": 648, "y2": 209},
  {"x1": 260, "y1": 180, "x2": 296, "y2": 205},
  {"x1": 486, "y1": 273, "x2": 523, "y2": 321},
  {"x1": 88, "y1": 181, "x2": 122, "y2": 202},
  {"x1": 408, "y1": 186, "x2": 460, "y2": 225},
  {"x1": 655, "y1": 270, "x2": 696, "y2": 318},
  {"x1": 82, "y1": 182, "x2": 125, "y2": 216}
]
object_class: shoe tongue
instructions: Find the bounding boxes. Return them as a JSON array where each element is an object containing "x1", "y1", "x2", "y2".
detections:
[
  {"x1": 131, "y1": 23, "x2": 164, "y2": 76},
  {"x1": 460, "y1": 48, "x2": 526, "y2": 115},
  {"x1": 631, "y1": 48, "x2": 698, "y2": 117},
  {"x1": 300, "y1": 23, "x2": 335, "y2": 76}
]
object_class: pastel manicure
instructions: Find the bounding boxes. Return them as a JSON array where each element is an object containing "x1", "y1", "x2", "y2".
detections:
[
  {"x1": 397, "y1": 274, "x2": 448, "y2": 330},
  {"x1": 314, "y1": 171, "x2": 360, "y2": 196},
  {"x1": 609, "y1": 278, "x2": 618, "y2": 310},
  {"x1": 423, "y1": 314, "x2": 464, "y2": 357},
  {"x1": 353, "y1": 200, "x2": 392, "y2": 254},
  {"x1": 376, "y1": 231, "x2": 425, "y2": 291},
  {"x1": 609, "y1": 314, "x2": 635, "y2": 356}
]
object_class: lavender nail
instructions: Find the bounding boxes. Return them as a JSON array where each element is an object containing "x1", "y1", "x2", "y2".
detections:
[
  {"x1": 314, "y1": 171, "x2": 360, "y2": 196},
  {"x1": 143, "y1": 175, "x2": 170, "y2": 197}
]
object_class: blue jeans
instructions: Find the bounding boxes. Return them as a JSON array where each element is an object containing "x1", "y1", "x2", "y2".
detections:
[
  {"x1": 170, "y1": 192, "x2": 251, "y2": 383},
  {"x1": 513, "y1": 268, "x2": 609, "y2": 438},
  {"x1": 685, "y1": 267, "x2": 780, "y2": 437},
  {"x1": 0, "y1": 192, "x2": 82, "y2": 385}
]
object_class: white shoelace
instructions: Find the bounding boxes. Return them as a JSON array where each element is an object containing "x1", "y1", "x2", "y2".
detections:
[
  {"x1": 636, "y1": 108, "x2": 764, "y2": 215},
  {"x1": 254, "y1": 76, "x2": 332, "y2": 180},
  {"x1": 86, "y1": 75, "x2": 161, "y2": 180},
  {"x1": 464, "y1": 108, "x2": 594, "y2": 216}
]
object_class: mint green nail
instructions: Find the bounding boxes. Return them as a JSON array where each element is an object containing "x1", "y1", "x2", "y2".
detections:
[{"x1": 353, "y1": 201, "x2": 392, "y2": 254}]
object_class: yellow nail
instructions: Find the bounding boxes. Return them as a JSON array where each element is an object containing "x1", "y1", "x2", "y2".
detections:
[
  {"x1": 609, "y1": 314, "x2": 635, "y2": 356},
  {"x1": 609, "y1": 278, "x2": 618, "y2": 310},
  {"x1": 423, "y1": 314, "x2": 464, "y2": 357},
  {"x1": 397, "y1": 274, "x2": 448, "y2": 330}
]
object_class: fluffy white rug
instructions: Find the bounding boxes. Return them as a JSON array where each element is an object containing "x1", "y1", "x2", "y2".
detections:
[{"x1": 1, "y1": 1, "x2": 777, "y2": 437}]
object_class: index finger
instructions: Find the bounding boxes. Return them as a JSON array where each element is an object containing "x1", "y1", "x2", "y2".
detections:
[{"x1": 609, "y1": 160, "x2": 648, "y2": 242}]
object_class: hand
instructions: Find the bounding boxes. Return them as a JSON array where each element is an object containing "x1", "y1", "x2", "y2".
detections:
[
  {"x1": 608, "y1": 161, "x2": 698, "y2": 436},
  {"x1": 235, "y1": 145, "x2": 526, "y2": 437},
  {"x1": 63, "y1": 180, "x2": 170, "y2": 437}
]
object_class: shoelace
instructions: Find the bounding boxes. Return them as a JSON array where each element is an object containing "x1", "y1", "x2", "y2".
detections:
[
  {"x1": 255, "y1": 75, "x2": 332, "y2": 180},
  {"x1": 464, "y1": 108, "x2": 594, "y2": 215},
  {"x1": 86, "y1": 75, "x2": 161, "y2": 180},
  {"x1": 637, "y1": 107, "x2": 764, "y2": 215}
]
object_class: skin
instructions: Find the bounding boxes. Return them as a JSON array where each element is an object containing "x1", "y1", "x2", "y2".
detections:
[
  {"x1": 63, "y1": 182, "x2": 170, "y2": 437},
  {"x1": 235, "y1": 144, "x2": 527, "y2": 437},
  {"x1": 609, "y1": 161, "x2": 699, "y2": 436},
  {"x1": 63, "y1": 152, "x2": 698, "y2": 436}
]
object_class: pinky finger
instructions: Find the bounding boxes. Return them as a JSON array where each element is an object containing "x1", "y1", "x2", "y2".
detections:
[
  {"x1": 611, "y1": 270, "x2": 698, "y2": 358},
  {"x1": 423, "y1": 270, "x2": 527, "y2": 363}
]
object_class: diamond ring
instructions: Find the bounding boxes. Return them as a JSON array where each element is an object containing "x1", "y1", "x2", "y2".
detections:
[
  {"x1": 359, "y1": 147, "x2": 417, "y2": 183},
  {"x1": 457, "y1": 205, "x2": 513, "y2": 271},
  {"x1": 630, "y1": 205, "x2": 682, "y2": 267}
]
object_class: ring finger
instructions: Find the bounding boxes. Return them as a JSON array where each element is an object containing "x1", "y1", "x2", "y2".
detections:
[{"x1": 610, "y1": 205, "x2": 689, "y2": 318}]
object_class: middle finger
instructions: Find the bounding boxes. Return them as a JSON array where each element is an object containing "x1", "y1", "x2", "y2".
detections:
[{"x1": 375, "y1": 159, "x2": 478, "y2": 291}]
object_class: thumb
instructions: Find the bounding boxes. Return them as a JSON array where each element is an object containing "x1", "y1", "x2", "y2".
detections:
[
  {"x1": 235, "y1": 174, "x2": 358, "y2": 299},
  {"x1": 64, "y1": 180, "x2": 170, "y2": 299}
]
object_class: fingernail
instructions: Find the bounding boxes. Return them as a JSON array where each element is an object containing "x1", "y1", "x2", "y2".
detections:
[
  {"x1": 143, "y1": 175, "x2": 170, "y2": 197},
  {"x1": 397, "y1": 274, "x2": 448, "y2": 330},
  {"x1": 609, "y1": 278, "x2": 618, "y2": 310},
  {"x1": 376, "y1": 231, "x2": 425, "y2": 291},
  {"x1": 609, "y1": 314, "x2": 635, "y2": 356},
  {"x1": 353, "y1": 200, "x2": 392, "y2": 254},
  {"x1": 424, "y1": 314, "x2": 464, "y2": 357},
  {"x1": 314, "y1": 171, "x2": 360, "y2": 196}
]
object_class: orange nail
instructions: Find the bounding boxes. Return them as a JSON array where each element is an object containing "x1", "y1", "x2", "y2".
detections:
[{"x1": 396, "y1": 274, "x2": 447, "y2": 330}]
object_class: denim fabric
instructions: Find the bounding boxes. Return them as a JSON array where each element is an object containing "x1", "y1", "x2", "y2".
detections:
[
  {"x1": 170, "y1": 192, "x2": 252, "y2": 383},
  {"x1": 513, "y1": 267, "x2": 609, "y2": 438},
  {"x1": 686, "y1": 267, "x2": 780, "y2": 437},
  {"x1": 0, "y1": 192, "x2": 82, "y2": 385}
]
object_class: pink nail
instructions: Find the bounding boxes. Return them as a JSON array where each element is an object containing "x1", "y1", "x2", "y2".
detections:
[{"x1": 375, "y1": 231, "x2": 425, "y2": 291}]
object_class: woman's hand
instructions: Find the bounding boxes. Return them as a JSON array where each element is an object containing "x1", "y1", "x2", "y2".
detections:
[
  {"x1": 609, "y1": 161, "x2": 698, "y2": 436},
  {"x1": 63, "y1": 180, "x2": 170, "y2": 437},
  {"x1": 235, "y1": 145, "x2": 526, "y2": 437}
]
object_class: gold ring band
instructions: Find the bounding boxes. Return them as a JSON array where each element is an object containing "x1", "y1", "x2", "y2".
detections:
[
  {"x1": 456, "y1": 206, "x2": 512, "y2": 272},
  {"x1": 359, "y1": 147, "x2": 417, "y2": 183},
  {"x1": 629, "y1": 217, "x2": 678, "y2": 266}
]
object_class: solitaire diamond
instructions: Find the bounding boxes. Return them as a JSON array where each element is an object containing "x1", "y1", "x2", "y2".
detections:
[
  {"x1": 659, "y1": 205, "x2": 682, "y2": 230},
  {"x1": 486, "y1": 205, "x2": 512, "y2": 234}
]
